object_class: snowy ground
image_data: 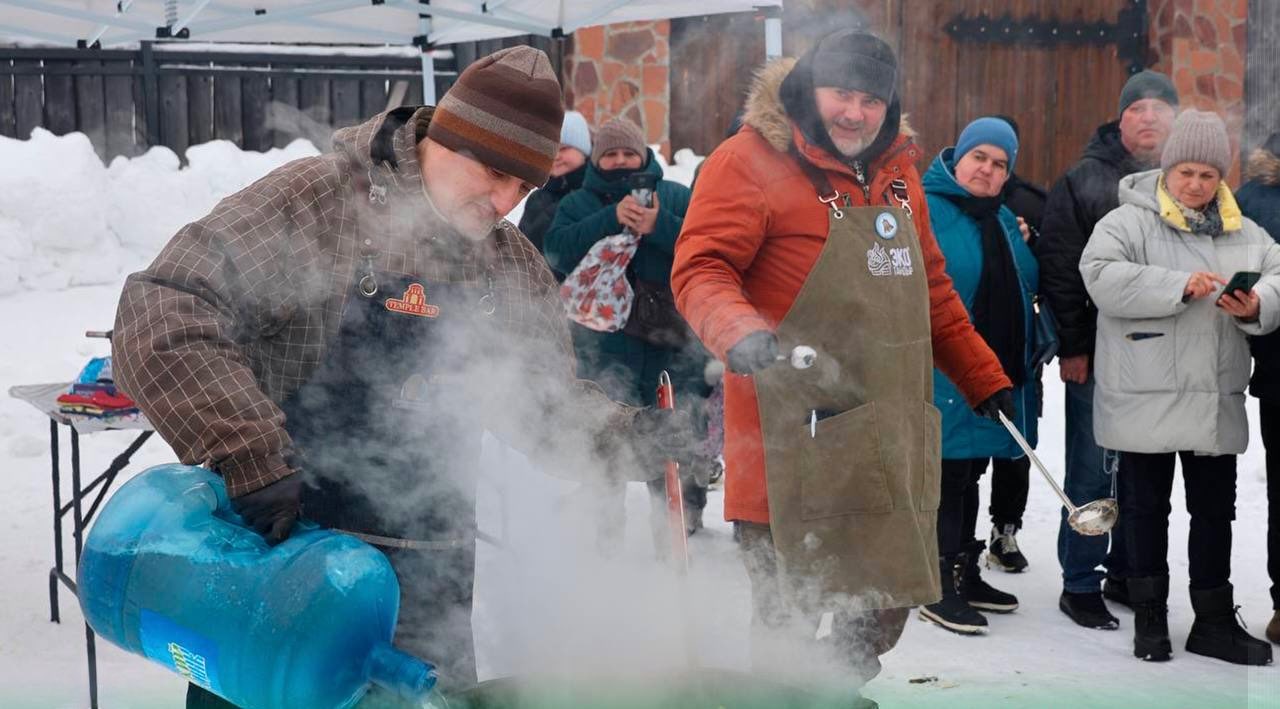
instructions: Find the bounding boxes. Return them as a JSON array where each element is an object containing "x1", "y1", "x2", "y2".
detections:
[
  {"x1": 5, "y1": 287, "x2": 1278, "y2": 709},
  {"x1": 2, "y1": 132, "x2": 1278, "y2": 708}
]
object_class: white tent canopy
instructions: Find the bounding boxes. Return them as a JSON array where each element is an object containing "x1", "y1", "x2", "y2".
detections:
[{"x1": 0, "y1": 0, "x2": 782, "y2": 48}]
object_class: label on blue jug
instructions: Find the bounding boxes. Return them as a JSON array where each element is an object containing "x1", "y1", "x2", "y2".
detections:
[{"x1": 139, "y1": 609, "x2": 222, "y2": 693}]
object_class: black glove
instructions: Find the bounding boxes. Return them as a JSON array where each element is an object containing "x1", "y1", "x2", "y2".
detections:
[
  {"x1": 632, "y1": 406, "x2": 697, "y2": 475},
  {"x1": 975, "y1": 388, "x2": 1016, "y2": 423},
  {"x1": 231, "y1": 473, "x2": 304, "y2": 545},
  {"x1": 726, "y1": 330, "x2": 779, "y2": 374}
]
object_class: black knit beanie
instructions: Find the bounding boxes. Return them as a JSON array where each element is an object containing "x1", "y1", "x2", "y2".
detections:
[
  {"x1": 809, "y1": 29, "x2": 898, "y2": 103},
  {"x1": 1118, "y1": 70, "x2": 1179, "y2": 115},
  {"x1": 779, "y1": 29, "x2": 901, "y2": 167}
]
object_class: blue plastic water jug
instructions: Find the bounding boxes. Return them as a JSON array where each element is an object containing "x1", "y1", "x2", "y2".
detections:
[{"x1": 78, "y1": 464, "x2": 438, "y2": 709}]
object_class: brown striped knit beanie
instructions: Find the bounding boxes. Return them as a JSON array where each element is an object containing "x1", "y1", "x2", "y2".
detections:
[{"x1": 427, "y1": 46, "x2": 565, "y2": 186}]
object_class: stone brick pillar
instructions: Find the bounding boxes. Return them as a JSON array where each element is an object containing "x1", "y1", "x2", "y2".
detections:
[
  {"x1": 1148, "y1": 0, "x2": 1248, "y2": 182},
  {"x1": 564, "y1": 21, "x2": 671, "y2": 160}
]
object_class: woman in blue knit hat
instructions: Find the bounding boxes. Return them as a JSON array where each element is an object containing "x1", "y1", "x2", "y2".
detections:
[{"x1": 918, "y1": 116, "x2": 1041, "y2": 636}]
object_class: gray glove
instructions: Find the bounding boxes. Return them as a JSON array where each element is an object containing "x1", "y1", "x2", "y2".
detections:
[{"x1": 726, "y1": 331, "x2": 778, "y2": 374}]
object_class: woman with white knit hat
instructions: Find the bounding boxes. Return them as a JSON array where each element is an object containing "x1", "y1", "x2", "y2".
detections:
[
  {"x1": 1081, "y1": 109, "x2": 1280, "y2": 666},
  {"x1": 517, "y1": 110, "x2": 592, "y2": 274}
]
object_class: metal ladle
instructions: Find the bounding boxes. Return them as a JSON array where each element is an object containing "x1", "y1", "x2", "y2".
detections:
[{"x1": 997, "y1": 411, "x2": 1118, "y2": 536}]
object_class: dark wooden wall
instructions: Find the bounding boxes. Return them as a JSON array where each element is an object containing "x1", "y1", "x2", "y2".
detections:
[
  {"x1": 670, "y1": 1, "x2": 1144, "y2": 189},
  {"x1": 669, "y1": 13, "x2": 765, "y2": 157},
  {"x1": 0, "y1": 35, "x2": 564, "y2": 163}
]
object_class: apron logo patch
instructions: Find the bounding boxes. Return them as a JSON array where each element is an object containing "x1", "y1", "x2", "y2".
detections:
[
  {"x1": 890, "y1": 246, "x2": 913, "y2": 276},
  {"x1": 867, "y1": 243, "x2": 914, "y2": 277},
  {"x1": 385, "y1": 283, "x2": 440, "y2": 318},
  {"x1": 875, "y1": 211, "x2": 899, "y2": 239},
  {"x1": 867, "y1": 243, "x2": 893, "y2": 276}
]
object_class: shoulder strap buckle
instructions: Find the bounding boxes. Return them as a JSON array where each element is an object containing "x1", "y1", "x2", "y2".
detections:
[
  {"x1": 818, "y1": 191, "x2": 845, "y2": 220},
  {"x1": 887, "y1": 178, "x2": 912, "y2": 219}
]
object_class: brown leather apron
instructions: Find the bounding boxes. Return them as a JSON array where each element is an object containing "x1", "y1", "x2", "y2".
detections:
[{"x1": 753, "y1": 170, "x2": 942, "y2": 612}]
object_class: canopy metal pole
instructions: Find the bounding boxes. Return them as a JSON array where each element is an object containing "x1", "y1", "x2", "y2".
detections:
[
  {"x1": 173, "y1": 0, "x2": 214, "y2": 35},
  {"x1": 764, "y1": 6, "x2": 782, "y2": 59},
  {"x1": 419, "y1": 14, "x2": 436, "y2": 104}
]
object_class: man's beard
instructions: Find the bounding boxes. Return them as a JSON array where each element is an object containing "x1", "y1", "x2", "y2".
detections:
[
  {"x1": 825, "y1": 119, "x2": 881, "y2": 158},
  {"x1": 831, "y1": 133, "x2": 872, "y2": 158}
]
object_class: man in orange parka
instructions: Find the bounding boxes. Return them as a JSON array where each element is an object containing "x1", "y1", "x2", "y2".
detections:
[{"x1": 672, "y1": 30, "x2": 1013, "y2": 701}]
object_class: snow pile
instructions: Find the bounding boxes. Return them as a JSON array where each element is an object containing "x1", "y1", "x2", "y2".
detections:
[
  {"x1": 661, "y1": 147, "x2": 705, "y2": 188},
  {"x1": 0, "y1": 129, "x2": 702, "y2": 298},
  {"x1": 0, "y1": 129, "x2": 319, "y2": 296}
]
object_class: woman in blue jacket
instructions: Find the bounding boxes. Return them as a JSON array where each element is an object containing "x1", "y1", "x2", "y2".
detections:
[{"x1": 919, "y1": 117, "x2": 1041, "y2": 635}]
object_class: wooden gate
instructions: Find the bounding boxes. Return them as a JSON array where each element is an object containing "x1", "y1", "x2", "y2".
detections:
[{"x1": 671, "y1": 1, "x2": 1149, "y2": 189}]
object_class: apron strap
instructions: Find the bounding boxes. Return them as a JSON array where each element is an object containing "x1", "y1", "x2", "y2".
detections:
[
  {"x1": 789, "y1": 148, "x2": 916, "y2": 222},
  {"x1": 789, "y1": 147, "x2": 846, "y2": 218},
  {"x1": 886, "y1": 179, "x2": 913, "y2": 219}
]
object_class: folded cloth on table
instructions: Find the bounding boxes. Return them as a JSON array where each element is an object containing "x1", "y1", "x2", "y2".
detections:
[{"x1": 57, "y1": 356, "x2": 138, "y2": 417}]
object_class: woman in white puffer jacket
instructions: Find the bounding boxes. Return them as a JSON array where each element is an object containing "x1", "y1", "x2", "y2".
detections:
[{"x1": 1081, "y1": 110, "x2": 1280, "y2": 667}]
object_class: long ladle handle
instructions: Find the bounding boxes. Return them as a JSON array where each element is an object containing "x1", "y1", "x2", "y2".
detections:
[{"x1": 997, "y1": 410, "x2": 1079, "y2": 514}]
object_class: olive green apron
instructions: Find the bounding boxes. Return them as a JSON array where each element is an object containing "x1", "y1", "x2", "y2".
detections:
[{"x1": 753, "y1": 172, "x2": 942, "y2": 612}]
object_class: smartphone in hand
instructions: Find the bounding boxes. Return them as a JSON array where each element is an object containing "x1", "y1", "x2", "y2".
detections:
[
  {"x1": 1216, "y1": 271, "x2": 1261, "y2": 305},
  {"x1": 627, "y1": 172, "x2": 658, "y2": 208}
]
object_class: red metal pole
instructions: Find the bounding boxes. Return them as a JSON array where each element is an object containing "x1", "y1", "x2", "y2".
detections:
[{"x1": 656, "y1": 371, "x2": 689, "y2": 571}]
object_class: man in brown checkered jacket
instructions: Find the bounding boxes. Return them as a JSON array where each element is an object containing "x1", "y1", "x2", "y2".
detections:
[{"x1": 112, "y1": 47, "x2": 690, "y2": 706}]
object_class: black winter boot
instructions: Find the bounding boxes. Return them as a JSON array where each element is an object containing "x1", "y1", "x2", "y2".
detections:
[
  {"x1": 1103, "y1": 574, "x2": 1132, "y2": 609},
  {"x1": 919, "y1": 554, "x2": 988, "y2": 635},
  {"x1": 960, "y1": 541, "x2": 1018, "y2": 613},
  {"x1": 1128, "y1": 576, "x2": 1172, "y2": 662},
  {"x1": 1185, "y1": 584, "x2": 1273, "y2": 666},
  {"x1": 1059, "y1": 591, "x2": 1119, "y2": 630}
]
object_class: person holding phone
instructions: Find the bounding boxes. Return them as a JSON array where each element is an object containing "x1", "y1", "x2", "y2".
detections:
[
  {"x1": 544, "y1": 117, "x2": 712, "y2": 551},
  {"x1": 1080, "y1": 110, "x2": 1280, "y2": 666}
]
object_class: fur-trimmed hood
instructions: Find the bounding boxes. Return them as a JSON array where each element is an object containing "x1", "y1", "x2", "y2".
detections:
[
  {"x1": 742, "y1": 57, "x2": 914, "y2": 157},
  {"x1": 1247, "y1": 147, "x2": 1280, "y2": 186}
]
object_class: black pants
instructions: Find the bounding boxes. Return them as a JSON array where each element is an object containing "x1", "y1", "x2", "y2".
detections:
[
  {"x1": 1118, "y1": 450, "x2": 1236, "y2": 590},
  {"x1": 939, "y1": 458, "x2": 1024, "y2": 555},
  {"x1": 990, "y1": 457, "x2": 1030, "y2": 530},
  {"x1": 1259, "y1": 399, "x2": 1280, "y2": 608}
]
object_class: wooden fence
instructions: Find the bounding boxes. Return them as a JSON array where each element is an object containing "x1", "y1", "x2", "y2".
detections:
[{"x1": 0, "y1": 35, "x2": 564, "y2": 162}]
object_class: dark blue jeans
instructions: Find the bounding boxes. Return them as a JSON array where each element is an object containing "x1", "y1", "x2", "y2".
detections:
[{"x1": 1057, "y1": 378, "x2": 1128, "y2": 593}]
